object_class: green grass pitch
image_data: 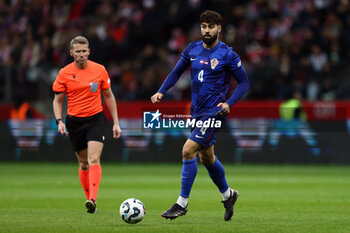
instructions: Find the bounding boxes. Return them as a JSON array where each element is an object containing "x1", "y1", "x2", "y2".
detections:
[{"x1": 0, "y1": 163, "x2": 349, "y2": 233}]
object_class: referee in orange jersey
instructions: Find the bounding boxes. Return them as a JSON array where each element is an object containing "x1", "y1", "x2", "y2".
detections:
[{"x1": 52, "y1": 36, "x2": 122, "y2": 214}]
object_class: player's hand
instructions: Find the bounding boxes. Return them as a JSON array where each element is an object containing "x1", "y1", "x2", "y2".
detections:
[
  {"x1": 216, "y1": 102, "x2": 230, "y2": 116},
  {"x1": 57, "y1": 122, "x2": 68, "y2": 136},
  {"x1": 113, "y1": 124, "x2": 122, "y2": 139},
  {"x1": 151, "y1": 92, "x2": 163, "y2": 103}
]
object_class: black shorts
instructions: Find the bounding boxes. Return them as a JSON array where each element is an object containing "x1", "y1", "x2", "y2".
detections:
[{"x1": 66, "y1": 111, "x2": 107, "y2": 152}]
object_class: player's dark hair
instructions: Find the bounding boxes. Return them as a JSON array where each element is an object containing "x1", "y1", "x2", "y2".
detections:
[
  {"x1": 200, "y1": 10, "x2": 222, "y2": 25},
  {"x1": 70, "y1": 36, "x2": 89, "y2": 49}
]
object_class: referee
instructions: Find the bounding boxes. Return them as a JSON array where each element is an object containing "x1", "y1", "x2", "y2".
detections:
[{"x1": 52, "y1": 36, "x2": 122, "y2": 213}]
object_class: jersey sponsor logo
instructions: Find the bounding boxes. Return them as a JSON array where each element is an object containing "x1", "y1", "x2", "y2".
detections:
[
  {"x1": 73, "y1": 74, "x2": 76, "y2": 79},
  {"x1": 210, "y1": 58, "x2": 219, "y2": 69},
  {"x1": 237, "y1": 60, "x2": 241, "y2": 67},
  {"x1": 190, "y1": 57, "x2": 197, "y2": 61},
  {"x1": 195, "y1": 134, "x2": 204, "y2": 139},
  {"x1": 90, "y1": 82, "x2": 98, "y2": 93}
]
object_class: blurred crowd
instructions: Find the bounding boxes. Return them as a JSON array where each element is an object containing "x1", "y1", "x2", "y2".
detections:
[{"x1": 1, "y1": 0, "x2": 350, "y2": 104}]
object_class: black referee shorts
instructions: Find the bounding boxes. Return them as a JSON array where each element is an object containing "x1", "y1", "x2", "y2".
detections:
[{"x1": 66, "y1": 111, "x2": 107, "y2": 152}]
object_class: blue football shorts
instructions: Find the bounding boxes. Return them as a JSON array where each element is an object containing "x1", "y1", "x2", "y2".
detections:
[{"x1": 188, "y1": 114, "x2": 226, "y2": 147}]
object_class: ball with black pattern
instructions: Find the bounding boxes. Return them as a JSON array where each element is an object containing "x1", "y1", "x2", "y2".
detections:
[{"x1": 119, "y1": 198, "x2": 146, "y2": 224}]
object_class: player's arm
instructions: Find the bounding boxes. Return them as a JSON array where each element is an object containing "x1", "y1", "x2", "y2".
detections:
[
  {"x1": 151, "y1": 58, "x2": 189, "y2": 103},
  {"x1": 226, "y1": 62, "x2": 250, "y2": 107},
  {"x1": 151, "y1": 43, "x2": 192, "y2": 103},
  {"x1": 53, "y1": 92, "x2": 68, "y2": 135},
  {"x1": 217, "y1": 51, "x2": 250, "y2": 115},
  {"x1": 103, "y1": 88, "x2": 122, "y2": 139}
]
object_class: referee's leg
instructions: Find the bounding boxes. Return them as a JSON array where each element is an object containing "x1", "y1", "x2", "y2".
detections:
[
  {"x1": 76, "y1": 149, "x2": 90, "y2": 200},
  {"x1": 87, "y1": 141, "x2": 104, "y2": 203}
]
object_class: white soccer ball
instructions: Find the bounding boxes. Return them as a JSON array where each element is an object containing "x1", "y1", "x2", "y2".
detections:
[{"x1": 119, "y1": 198, "x2": 146, "y2": 224}]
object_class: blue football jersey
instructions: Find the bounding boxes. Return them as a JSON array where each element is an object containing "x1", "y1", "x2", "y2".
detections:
[{"x1": 158, "y1": 40, "x2": 249, "y2": 118}]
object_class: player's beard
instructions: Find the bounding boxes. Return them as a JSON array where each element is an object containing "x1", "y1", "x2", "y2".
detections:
[{"x1": 202, "y1": 32, "x2": 218, "y2": 46}]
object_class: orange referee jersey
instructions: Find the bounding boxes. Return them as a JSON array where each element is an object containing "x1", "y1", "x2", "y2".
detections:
[{"x1": 53, "y1": 60, "x2": 111, "y2": 117}]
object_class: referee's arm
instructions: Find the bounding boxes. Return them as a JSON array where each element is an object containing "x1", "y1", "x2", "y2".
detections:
[
  {"x1": 103, "y1": 88, "x2": 122, "y2": 138},
  {"x1": 53, "y1": 93, "x2": 68, "y2": 135}
]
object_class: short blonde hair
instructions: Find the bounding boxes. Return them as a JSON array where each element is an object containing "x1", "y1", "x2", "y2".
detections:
[{"x1": 70, "y1": 36, "x2": 89, "y2": 49}]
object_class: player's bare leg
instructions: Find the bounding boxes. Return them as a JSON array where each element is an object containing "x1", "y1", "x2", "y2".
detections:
[
  {"x1": 161, "y1": 139, "x2": 201, "y2": 220},
  {"x1": 199, "y1": 145, "x2": 239, "y2": 221},
  {"x1": 198, "y1": 144, "x2": 215, "y2": 166}
]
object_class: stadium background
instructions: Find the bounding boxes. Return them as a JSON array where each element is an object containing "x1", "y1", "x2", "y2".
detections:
[
  {"x1": 1, "y1": 2, "x2": 350, "y2": 233},
  {"x1": 1, "y1": 0, "x2": 350, "y2": 164}
]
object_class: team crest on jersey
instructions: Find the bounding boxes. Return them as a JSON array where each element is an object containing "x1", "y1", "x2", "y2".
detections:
[
  {"x1": 210, "y1": 58, "x2": 219, "y2": 69},
  {"x1": 90, "y1": 82, "x2": 98, "y2": 93}
]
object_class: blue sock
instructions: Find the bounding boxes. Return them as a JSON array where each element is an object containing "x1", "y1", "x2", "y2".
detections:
[
  {"x1": 206, "y1": 156, "x2": 229, "y2": 193},
  {"x1": 180, "y1": 157, "x2": 198, "y2": 198}
]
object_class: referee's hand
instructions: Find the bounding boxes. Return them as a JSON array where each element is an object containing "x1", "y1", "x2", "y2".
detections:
[
  {"x1": 113, "y1": 124, "x2": 122, "y2": 139},
  {"x1": 57, "y1": 122, "x2": 68, "y2": 136}
]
